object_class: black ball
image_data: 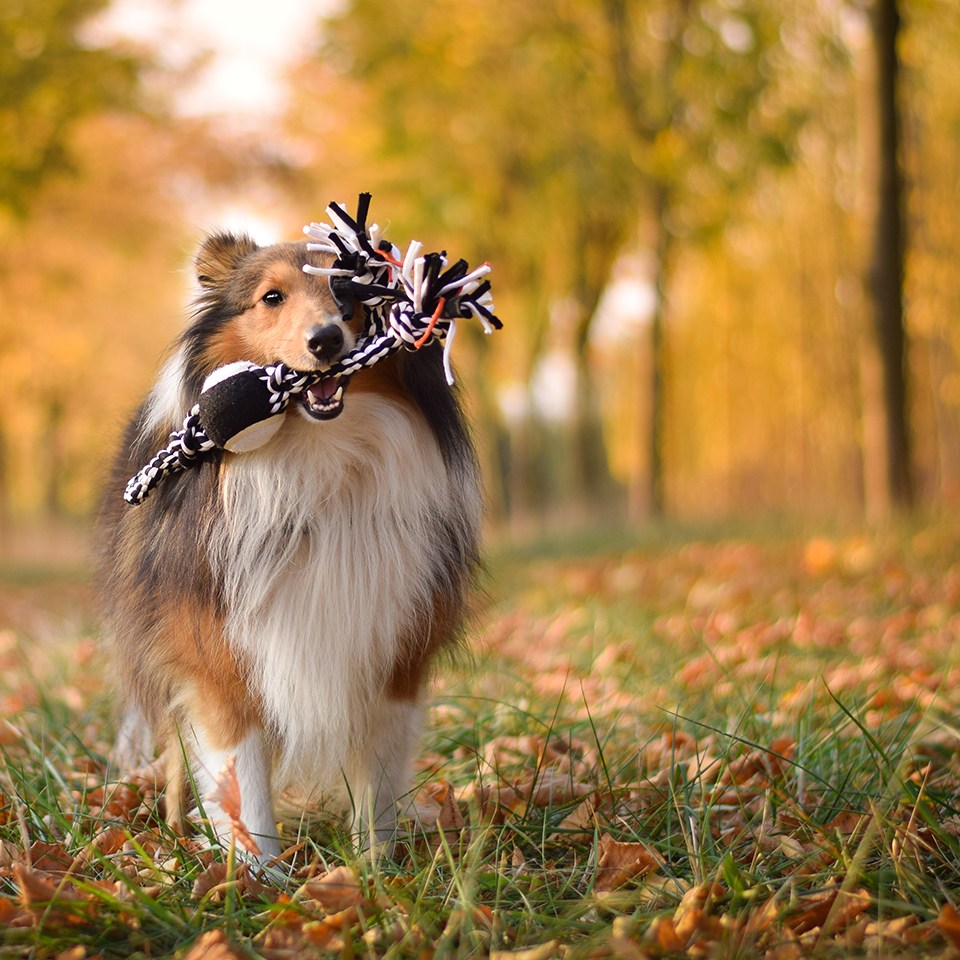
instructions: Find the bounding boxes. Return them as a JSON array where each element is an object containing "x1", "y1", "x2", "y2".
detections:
[{"x1": 198, "y1": 362, "x2": 286, "y2": 452}]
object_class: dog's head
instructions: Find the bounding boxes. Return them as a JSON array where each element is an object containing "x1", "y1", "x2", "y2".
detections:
[{"x1": 192, "y1": 234, "x2": 362, "y2": 420}]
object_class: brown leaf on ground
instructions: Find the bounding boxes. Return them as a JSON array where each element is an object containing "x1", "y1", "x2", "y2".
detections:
[
  {"x1": 0, "y1": 838, "x2": 22, "y2": 869},
  {"x1": 515, "y1": 769, "x2": 595, "y2": 808},
  {"x1": 303, "y1": 906, "x2": 361, "y2": 949},
  {"x1": 54, "y1": 947, "x2": 86, "y2": 960},
  {"x1": 719, "y1": 740, "x2": 796, "y2": 787},
  {"x1": 305, "y1": 865, "x2": 365, "y2": 914},
  {"x1": 72, "y1": 826, "x2": 129, "y2": 869},
  {"x1": 490, "y1": 941, "x2": 561, "y2": 960},
  {"x1": 482, "y1": 735, "x2": 593, "y2": 780},
  {"x1": 938, "y1": 902, "x2": 960, "y2": 951},
  {"x1": 671, "y1": 883, "x2": 727, "y2": 947},
  {"x1": 551, "y1": 797, "x2": 595, "y2": 841},
  {"x1": 412, "y1": 779, "x2": 466, "y2": 832},
  {"x1": 184, "y1": 930, "x2": 247, "y2": 960},
  {"x1": 190, "y1": 862, "x2": 270, "y2": 902},
  {"x1": 818, "y1": 811, "x2": 868, "y2": 837},
  {"x1": 644, "y1": 915, "x2": 686, "y2": 953},
  {"x1": 471, "y1": 783, "x2": 525, "y2": 822},
  {"x1": 16, "y1": 864, "x2": 64, "y2": 906},
  {"x1": 79, "y1": 762, "x2": 164, "y2": 821},
  {"x1": 261, "y1": 925, "x2": 309, "y2": 960},
  {"x1": 594, "y1": 833, "x2": 664, "y2": 893},
  {"x1": 785, "y1": 886, "x2": 870, "y2": 936},
  {"x1": 13, "y1": 865, "x2": 98, "y2": 926},
  {"x1": 0, "y1": 894, "x2": 28, "y2": 927},
  {"x1": 28, "y1": 841, "x2": 73, "y2": 874}
]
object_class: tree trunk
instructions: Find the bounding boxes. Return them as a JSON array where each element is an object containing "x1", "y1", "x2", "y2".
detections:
[
  {"x1": 648, "y1": 185, "x2": 672, "y2": 518},
  {"x1": 867, "y1": 0, "x2": 913, "y2": 510}
]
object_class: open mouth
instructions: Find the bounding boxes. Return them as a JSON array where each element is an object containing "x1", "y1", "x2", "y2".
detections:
[{"x1": 300, "y1": 374, "x2": 350, "y2": 420}]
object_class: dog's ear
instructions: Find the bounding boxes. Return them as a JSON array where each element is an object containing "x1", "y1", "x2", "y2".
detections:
[{"x1": 195, "y1": 233, "x2": 259, "y2": 288}]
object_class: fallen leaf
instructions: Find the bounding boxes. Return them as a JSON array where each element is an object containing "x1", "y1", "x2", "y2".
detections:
[
  {"x1": 305, "y1": 865, "x2": 365, "y2": 914},
  {"x1": 54, "y1": 947, "x2": 86, "y2": 960},
  {"x1": 515, "y1": 769, "x2": 595, "y2": 808},
  {"x1": 938, "y1": 902, "x2": 960, "y2": 951},
  {"x1": 191, "y1": 862, "x2": 269, "y2": 902},
  {"x1": 490, "y1": 941, "x2": 560, "y2": 960},
  {"x1": 28, "y1": 841, "x2": 73, "y2": 874},
  {"x1": 0, "y1": 839, "x2": 22, "y2": 868},
  {"x1": 785, "y1": 886, "x2": 869, "y2": 936},
  {"x1": 184, "y1": 930, "x2": 246, "y2": 960},
  {"x1": 645, "y1": 915, "x2": 686, "y2": 953},
  {"x1": 594, "y1": 833, "x2": 664, "y2": 893},
  {"x1": 551, "y1": 797, "x2": 595, "y2": 841},
  {"x1": 15, "y1": 865, "x2": 63, "y2": 906},
  {"x1": 13, "y1": 865, "x2": 96, "y2": 926},
  {"x1": 0, "y1": 895, "x2": 27, "y2": 927},
  {"x1": 412, "y1": 780, "x2": 466, "y2": 833}
]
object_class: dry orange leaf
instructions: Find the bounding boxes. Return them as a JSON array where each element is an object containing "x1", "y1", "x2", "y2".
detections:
[
  {"x1": 27, "y1": 841, "x2": 73, "y2": 874},
  {"x1": 489, "y1": 941, "x2": 560, "y2": 960},
  {"x1": 785, "y1": 886, "x2": 870, "y2": 936},
  {"x1": 645, "y1": 915, "x2": 686, "y2": 953},
  {"x1": 190, "y1": 862, "x2": 269, "y2": 902},
  {"x1": 184, "y1": 930, "x2": 246, "y2": 960},
  {"x1": 15, "y1": 865, "x2": 62, "y2": 907},
  {"x1": 938, "y1": 903, "x2": 960, "y2": 951},
  {"x1": 594, "y1": 833, "x2": 664, "y2": 893},
  {"x1": 515, "y1": 769, "x2": 595, "y2": 808},
  {"x1": 305, "y1": 865, "x2": 365, "y2": 914},
  {"x1": 13, "y1": 865, "x2": 97, "y2": 926},
  {"x1": 413, "y1": 779, "x2": 465, "y2": 832},
  {"x1": 0, "y1": 894, "x2": 28, "y2": 928},
  {"x1": 54, "y1": 947, "x2": 86, "y2": 960}
]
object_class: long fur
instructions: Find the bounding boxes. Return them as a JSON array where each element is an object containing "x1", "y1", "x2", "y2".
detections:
[{"x1": 97, "y1": 235, "x2": 481, "y2": 857}]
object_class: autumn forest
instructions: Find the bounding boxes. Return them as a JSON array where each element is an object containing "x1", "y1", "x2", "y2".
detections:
[{"x1": 2, "y1": 0, "x2": 958, "y2": 532}]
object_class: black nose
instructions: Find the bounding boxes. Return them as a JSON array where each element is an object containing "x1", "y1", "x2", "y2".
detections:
[{"x1": 306, "y1": 323, "x2": 344, "y2": 360}]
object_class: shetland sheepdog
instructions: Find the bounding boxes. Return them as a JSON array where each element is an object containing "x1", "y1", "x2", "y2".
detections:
[{"x1": 96, "y1": 233, "x2": 481, "y2": 860}]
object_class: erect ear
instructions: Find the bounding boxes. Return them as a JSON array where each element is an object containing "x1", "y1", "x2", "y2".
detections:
[{"x1": 195, "y1": 232, "x2": 259, "y2": 288}]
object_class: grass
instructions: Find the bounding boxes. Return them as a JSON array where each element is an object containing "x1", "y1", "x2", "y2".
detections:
[{"x1": 1, "y1": 519, "x2": 960, "y2": 957}]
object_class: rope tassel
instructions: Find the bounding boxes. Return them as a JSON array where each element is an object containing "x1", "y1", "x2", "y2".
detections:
[{"x1": 123, "y1": 193, "x2": 501, "y2": 505}]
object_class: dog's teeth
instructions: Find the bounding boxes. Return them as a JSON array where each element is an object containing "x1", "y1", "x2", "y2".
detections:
[{"x1": 333, "y1": 387, "x2": 343, "y2": 402}]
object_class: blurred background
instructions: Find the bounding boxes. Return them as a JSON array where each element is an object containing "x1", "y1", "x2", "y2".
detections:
[{"x1": 0, "y1": 0, "x2": 957, "y2": 563}]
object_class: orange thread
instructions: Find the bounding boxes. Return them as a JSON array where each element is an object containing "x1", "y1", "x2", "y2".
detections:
[
  {"x1": 414, "y1": 297, "x2": 446, "y2": 349},
  {"x1": 376, "y1": 247, "x2": 404, "y2": 267}
]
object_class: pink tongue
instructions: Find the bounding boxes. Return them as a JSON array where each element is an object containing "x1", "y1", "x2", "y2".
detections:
[{"x1": 312, "y1": 378, "x2": 340, "y2": 402}]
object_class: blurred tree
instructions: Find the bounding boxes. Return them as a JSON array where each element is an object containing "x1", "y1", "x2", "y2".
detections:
[
  {"x1": 604, "y1": 0, "x2": 799, "y2": 517},
  {"x1": 863, "y1": 0, "x2": 913, "y2": 514},
  {"x1": 0, "y1": 0, "x2": 140, "y2": 218},
  {"x1": 901, "y1": 0, "x2": 960, "y2": 503}
]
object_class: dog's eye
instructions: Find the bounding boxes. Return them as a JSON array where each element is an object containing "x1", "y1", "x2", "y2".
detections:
[{"x1": 261, "y1": 290, "x2": 285, "y2": 306}]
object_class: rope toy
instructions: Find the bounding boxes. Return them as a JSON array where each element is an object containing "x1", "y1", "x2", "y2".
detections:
[{"x1": 123, "y1": 194, "x2": 501, "y2": 506}]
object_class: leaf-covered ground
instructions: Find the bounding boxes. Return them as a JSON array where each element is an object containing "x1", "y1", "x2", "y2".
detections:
[{"x1": 1, "y1": 522, "x2": 960, "y2": 958}]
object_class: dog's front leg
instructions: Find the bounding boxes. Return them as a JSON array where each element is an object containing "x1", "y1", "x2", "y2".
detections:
[
  {"x1": 190, "y1": 724, "x2": 281, "y2": 863},
  {"x1": 352, "y1": 698, "x2": 424, "y2": 857}
]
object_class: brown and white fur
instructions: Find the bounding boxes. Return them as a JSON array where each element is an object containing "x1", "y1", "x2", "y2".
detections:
[{"x1": 97, "y1": 233, "x2": 481, "y2": 860}]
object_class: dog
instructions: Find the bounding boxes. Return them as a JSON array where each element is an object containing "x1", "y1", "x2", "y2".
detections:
[{"x1": 96, "y1": 232, "x2": 482, "y2": 860}]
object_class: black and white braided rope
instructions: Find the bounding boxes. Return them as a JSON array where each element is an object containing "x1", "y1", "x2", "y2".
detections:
[
  {"x1": 123, "y1": 194, "x2": 501, "y2": 506},
  {"x1": 123, "y1": 363, "x2": 321, "y2": 505}
]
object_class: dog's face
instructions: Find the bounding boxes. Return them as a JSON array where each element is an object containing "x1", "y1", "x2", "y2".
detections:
[{"x1": 194, "y1": 233, "x2": 362, "y2": 420}]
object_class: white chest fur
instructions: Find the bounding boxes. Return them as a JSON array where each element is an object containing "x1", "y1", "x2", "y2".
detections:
[{"x1": 206, "y1": 394, "x2": 466, "y2": 789}]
